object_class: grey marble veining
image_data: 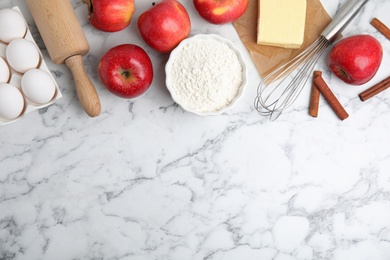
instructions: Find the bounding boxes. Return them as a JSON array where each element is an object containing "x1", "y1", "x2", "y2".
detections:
[{"x1": 1, "y1": 0, "x2": 390, "y2": 259}]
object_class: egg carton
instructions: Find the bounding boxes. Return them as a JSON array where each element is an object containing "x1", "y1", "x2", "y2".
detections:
[{"x1": 0, "y1": 6, "x2": 62, "y2": 126}]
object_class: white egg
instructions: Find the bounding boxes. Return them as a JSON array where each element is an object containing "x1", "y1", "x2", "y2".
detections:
[
  {"x1": 21, "y1": 69, "x2": 56, "y2": 104},
  {"x1": 0, "y1": 8, "x2": 27, "y2": 43},
  {"x1": 0, "y1": 83, "x2": 25, "y2": 120},
  {"x1": 0, "y1": 57, "x2": 10, "y2": 83},
  {"x1": 6, "y1": 38, "x2": 40, "y2": 74}
]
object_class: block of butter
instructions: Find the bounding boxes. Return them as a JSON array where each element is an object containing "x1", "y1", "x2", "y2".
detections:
[{"x1": 257, "y1": 0, "x2": 307, "y2": 49}]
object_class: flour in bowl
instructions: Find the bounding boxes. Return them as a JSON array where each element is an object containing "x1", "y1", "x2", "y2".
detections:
[{"x1": 169, "y1": 37, "x2": 243, "y2": 113}]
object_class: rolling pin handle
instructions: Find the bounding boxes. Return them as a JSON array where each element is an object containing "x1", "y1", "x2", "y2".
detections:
[{"x1": 65, "y1": 55, "x2": 101, "y2": 117}]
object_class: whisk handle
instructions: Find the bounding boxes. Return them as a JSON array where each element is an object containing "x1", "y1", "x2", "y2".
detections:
[{"x1": 321, "y1": 0, "x2": 370, "y2": 43}]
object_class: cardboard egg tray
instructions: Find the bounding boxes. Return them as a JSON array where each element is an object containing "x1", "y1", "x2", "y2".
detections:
[{"x1": 0, "y1": 6, "x2": 62, "y2": 126}]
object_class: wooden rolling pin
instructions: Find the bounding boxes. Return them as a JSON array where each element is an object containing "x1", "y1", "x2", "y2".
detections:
[{"x1": 26, "y1": 0, "x2": 101, "y2": 117}]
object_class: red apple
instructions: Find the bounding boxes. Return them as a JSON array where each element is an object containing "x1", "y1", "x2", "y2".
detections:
[
  {"x1": 98, "y1": 44, "x2": 153, "y2": 98},
  {"x1": 193, "y1": 0, "x2": 248, "y2": 24},
  {"x1": 328, "y1": 34, "x2": 383, "y2": 85},
  {"x1": 83, "y1": 0, "x2": 134, "y2": 32},
  {"x1": 137, "y1": 0, "x2": 191, "y2": 53}
]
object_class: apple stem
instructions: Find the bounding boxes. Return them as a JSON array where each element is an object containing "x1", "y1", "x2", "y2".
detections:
[
  {"x1": 152, "y1": 2, "x2": 156, "y2": 6},
  {"x1": 82, "y1": 0, "x2": 93, "y2": 14},
  {"x1": 122, "y1": 70, "x2": 131, "y2": 79},
  {"x1": 339, "y1": 67, "x2": 350, "y2": 81}
]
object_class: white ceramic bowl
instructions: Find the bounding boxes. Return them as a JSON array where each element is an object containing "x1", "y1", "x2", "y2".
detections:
[{"x1": 165, "y1": 34, "x2": 248, "y2": 116}]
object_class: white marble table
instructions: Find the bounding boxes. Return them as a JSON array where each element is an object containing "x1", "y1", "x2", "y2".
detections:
[{"x1": 1, "y1": 0, "x2": 390, "y2": 259}]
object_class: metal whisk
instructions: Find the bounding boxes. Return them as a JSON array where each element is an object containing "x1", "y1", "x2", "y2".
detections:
[{"x1": 254, "y1": 0, "x2": 370, "y2": 120}]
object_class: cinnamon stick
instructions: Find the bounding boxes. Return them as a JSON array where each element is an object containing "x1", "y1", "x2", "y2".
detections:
[
  {"x1": 309, "y1": 71, "x2": 322, "y2": 117},
  {"x1": 371, "y1": 18, "x2": 390, "y2": 41},
  {"x1": 359, "y1": 75, "x2": 390, "y2": 101},
  {"x1": 313, "y1": 75, "x2": 349, "y2": 121}
]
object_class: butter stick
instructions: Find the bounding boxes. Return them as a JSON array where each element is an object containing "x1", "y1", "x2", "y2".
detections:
[{"x1": 257, "y1": 0, "x2": 307, "y2": 49}]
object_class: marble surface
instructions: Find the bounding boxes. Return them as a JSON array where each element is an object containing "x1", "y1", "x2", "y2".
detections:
[{"x1": 1, "y1": 0, "x2": 390, "y2": 259}]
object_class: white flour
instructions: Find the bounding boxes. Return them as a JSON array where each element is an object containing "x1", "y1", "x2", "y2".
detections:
[{"x1": 170, "y1": 38, "x2": 243, "y2": 113}]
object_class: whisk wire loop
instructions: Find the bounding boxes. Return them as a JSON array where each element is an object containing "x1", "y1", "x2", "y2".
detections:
[{"x1": 254, "y1": 36, "x2": 331, "y2": 120}]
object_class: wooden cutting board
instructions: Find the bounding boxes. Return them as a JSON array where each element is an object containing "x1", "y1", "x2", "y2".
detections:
[{"x1": 233, "y1": 0, "x2": 332, "y2": 78}]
